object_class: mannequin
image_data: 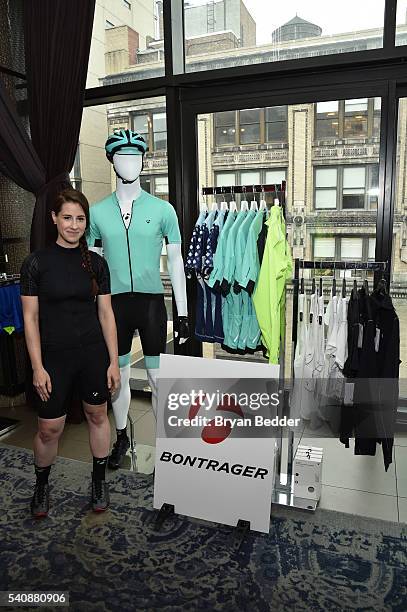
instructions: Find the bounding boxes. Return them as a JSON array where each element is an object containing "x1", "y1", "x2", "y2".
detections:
[{"x1": 88, "y1": 130, "x2": 189, "y2": 469}]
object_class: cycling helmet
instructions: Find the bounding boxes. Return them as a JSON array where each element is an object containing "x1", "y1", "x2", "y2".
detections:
[{"x1": 105, "y1": 129, "x2": 147, "y2": 162}]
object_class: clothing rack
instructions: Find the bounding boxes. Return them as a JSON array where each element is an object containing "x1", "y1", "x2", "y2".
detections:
[
  {"x1": 273, "y1": 258, "x2": 388, "y2": 512},
  {"x1": 202, "y1": 181, "x2": 286, "y2": 196},
  {"x1": 0, "y1": 274, "x2": 20, "y2": 287}
]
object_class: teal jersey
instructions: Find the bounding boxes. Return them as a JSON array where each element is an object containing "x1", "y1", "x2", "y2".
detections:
[
  {"x1": 222, "y1": 210, "x2": 247, "y2": 286},
  {"x1": 233, "y1": 209, "x2": 256, "y2": 288},
  {"x1": 88, "y1": 190, "x2": 181, "y2": 295},
  {"x1": 208, "y1": 210, "x2": 237, "y2": 289},
  {"x1": 238, "y1": 210, "x2": 266, "y2": 290}
]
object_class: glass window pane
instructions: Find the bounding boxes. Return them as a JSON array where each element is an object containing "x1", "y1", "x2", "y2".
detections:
[
  {"x1": 154, "y1": 131, "x2": 167, "y2": 151},
  {"x1": 215, "y1": 111, "x2": 235, "y2": 126},
  {"x1": 316, "y1": 118, "x2": 339, "y2": 138},
  {"x1": 265, "y1": 169, "x2": 287, "y2": 183},
  {"x1": 316, "y1": 101, "x2": 339, "y2": 114},
  {"x1": 368, "y1": 237, "x2": 376, "y2": 259},
  {"x1": 153, "y1": 112, "x2": 166, "y2": 132},
  {"x1": 314, "y1": 237, "x2": 335, "y2": 258},
  {"x1": 266, "y1": 122, "x2": 287, "y2": 142},
  {"x1": 241, "y1": 170, "x2": 261, "y2": 184},
  {"x1": 215, "y1": 127, "x2": 236, "y2": 146},
  {"x1": 88, "y1": 1, "x2": 164, "y2": 86},
  {"x1": 266, "y1": 106, "x2": 287, "y2": 122},
  {"x1": 345, "y1": 98, "x2": 368, "y2": 112},
  {"x1": 315, "y1": 189, "x2": 337, "y2": 208},
  {"x1": 344, "y1": 116, "x2": 368, "y2": 137},
  {"x1": 240, "y1": 109, "x2": 261, "y2": 124},
  {"x1": 240, "y1": 123, "x2": 260, "y2": 144},
  {"x1": 396, "y1": 0, "x2": 407, "y2": 45},
  {"x1": 343, "y1": 167, "x2": 366, "y2": 188},
  {"x1": 315, "y1": 168, "x2": 337, "y2": 188},
  {"x1": 185, "y1": 1, "x2": 385, "y2": 73},
  {"x1": 133, "y1": 114, "x2": 149, "y2": 144},
  {"x1": 215, "y1": 172, "x2": 236, "y2": 187},
  {"x1": 155, "y1": 176, "x2": 168, "y2": 194},
  {"x1": 341, "y1": 237, "x2": 363, "y2": 259}
]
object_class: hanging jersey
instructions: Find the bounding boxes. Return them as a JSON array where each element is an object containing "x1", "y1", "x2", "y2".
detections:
[{"x1": 88, "y1": 190, "x2": 181, "y2": 295}]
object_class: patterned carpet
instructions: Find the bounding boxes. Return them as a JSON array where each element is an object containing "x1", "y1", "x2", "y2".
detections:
[{"x1": 0, "y1": 444, "x2": 406, "y2": 611}]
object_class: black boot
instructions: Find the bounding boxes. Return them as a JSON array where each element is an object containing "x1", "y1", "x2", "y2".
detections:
[
  {"x1": 91, "y1": 475, "x2": 110, "y2": 513},
  {"x1": 31, "y1": 482, "x2": 50, "y2": 518},
  {"x1": 108, "y1": 435, "x2": 130, "y2": 469}
]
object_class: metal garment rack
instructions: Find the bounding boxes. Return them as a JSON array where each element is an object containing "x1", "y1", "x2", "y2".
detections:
[
  {"x1": 272, "y1": 258, "x2": 388, "y2": 512},
  {"x1": 202, "y1": 181, "x2": 286, "y2": 196}
]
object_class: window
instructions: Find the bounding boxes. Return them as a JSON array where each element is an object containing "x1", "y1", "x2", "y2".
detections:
[
  {"x1": 214, "y1": 111, "x2": 236, "y2": 146},
  {"x1": 315, "y1": 101, "x2": 339, "y2": 139},
  {"x1": 140, "y1": 175, "x2": 168, "y2": 200},
  {"x1": 131, "y1": 111, "x2": 166, "y2": 153},
  {"x1": 396, "y1": 0, "x2": 407, "y2": 45},
  {"x1": 239, "y1": 109, "x2": 261, "y2": 144},
  {"x1": 344, "y1": 98, "x2": 368, "y2": 138},
  {"x1": 265, "y1": 106, "x2": 288, "y2": 142},
  {"x1": 313, "y1": 236, "x2": 375, "y2": 262},
  {"x1": 105, "y1": 20, "x2": 115, "y2": 29},
  {"x1": 184, "y1": 0, "x2": 386, "y2": 74},
  {"x1": 215, "y1": 172, "x2": 236, "y2": 187},
  {"x1": 240, "y1": 170, "x2": 261, "y2": 185},
  {"x1": 265, "y1": 169, "x2": 287, "y2": 185},
  {"x1": 343, "y1": 167, "x2": 366, "y2": 209},
  {"x1": 133, "y1": 114, "x2": 150, "y2": 148},
  {"x1": 341, "y1": 237, "x2": 363, "y2": 260},
  {"x1": 315, "y1": 168, "x2": 337, "y2": 209},
  {"x1": 153, "y1": 112, "x2": 167, "y2": 151},
  {"x1": 314, "y1": 237, "x2": 335, "y2": 259},
  {"x1": 314, "y1": 165, "x2": 379, "y2": 210},
  {"x1": 314, "y1": 98, "x2": 380, "y2": 141}
]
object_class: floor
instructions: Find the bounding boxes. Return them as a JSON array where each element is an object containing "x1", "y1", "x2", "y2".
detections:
[{"x1": 1, "y1": 395, "x2": 406, "y2": 524}]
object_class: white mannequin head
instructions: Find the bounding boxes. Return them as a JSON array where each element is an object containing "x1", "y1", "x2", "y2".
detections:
[{"x1": 113, "y1": 153, "x2": 143, "y2": 183}]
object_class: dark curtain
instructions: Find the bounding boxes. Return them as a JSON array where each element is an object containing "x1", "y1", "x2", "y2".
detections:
[{"x1": 23, "y1": 0, "x2": 96, "y2": 251}]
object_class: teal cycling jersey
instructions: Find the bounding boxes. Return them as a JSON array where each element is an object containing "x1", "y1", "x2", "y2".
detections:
[{"x1": 88, "y1": 190, "x2": 181, "y2": 295}]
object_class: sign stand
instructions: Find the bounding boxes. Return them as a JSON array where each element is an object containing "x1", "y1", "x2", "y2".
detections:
[{"x1": 154, "y1": 503, "x2": 175, "y2": 531}]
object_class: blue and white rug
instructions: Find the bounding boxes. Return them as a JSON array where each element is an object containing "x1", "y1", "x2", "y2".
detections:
[{"x1": 0, "y1": 445, "x2": 406, "y2": 611}]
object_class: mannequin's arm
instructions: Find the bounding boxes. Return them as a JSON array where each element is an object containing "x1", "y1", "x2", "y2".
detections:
[
  {"x1": 166, "y1": 243, "x2": 188, "y2": 316},
  {"x1": 166, "y1": 243, "x2": 189, "y2": 343}
]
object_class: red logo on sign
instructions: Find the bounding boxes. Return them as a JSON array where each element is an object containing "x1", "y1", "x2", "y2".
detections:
[{"x1": 188, "y1": 394, "x2": 244, "y2": 444}]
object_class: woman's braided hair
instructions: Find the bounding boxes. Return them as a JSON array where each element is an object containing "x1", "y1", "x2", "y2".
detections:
[{"x1": 54, "y1": 188, "x2": 99, "y2": 297}]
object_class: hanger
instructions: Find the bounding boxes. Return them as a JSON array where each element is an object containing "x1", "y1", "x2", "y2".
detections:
[
  {"x1": 342, "y1": 262, "x2": 347, "y2": 297},
  {"x1": 299, "y1": 259, "x2": 304, "y2": 322},
  {"x1": 332, "y1": 261, "x2": 337, "y2": 296},
  {"x1": 375, "y1": 277, "x2": 387, "y2": 296},
  {"x1": 210, "y1": 197, "x2": 218, "y2": 211},
  {"x1": 352, "y1": 276, "x2": 358, "y2": 299},
  {"x1": 241, "y1": 186, "x2": 249, "y2": 211},
  {"x1": 250, "y1": 186, "x2": 258, "y2": 211},
  {"x1": 229, "y1": 186, "x2": 237, "y2": 212},
  {"x1": 220, "y1": 187, "x2": 228, "y2": 211},
  {"x1": 259, "y1": 186, "x2": 267, "y2": 211}
]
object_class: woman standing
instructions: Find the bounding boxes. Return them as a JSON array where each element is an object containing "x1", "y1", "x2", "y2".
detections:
[{"x1": 20, "y1": 189, "x2": 120, "y2": 518}]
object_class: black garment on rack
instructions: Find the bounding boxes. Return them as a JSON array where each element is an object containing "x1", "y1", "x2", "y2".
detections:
[{"x1": 340, "y1": 289, "x2": 400, "y2": 471}]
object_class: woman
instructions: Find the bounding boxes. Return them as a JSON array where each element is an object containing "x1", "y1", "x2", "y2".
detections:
[{"x1": 20, "y1": 188, "x2": 120, "y2": 518}]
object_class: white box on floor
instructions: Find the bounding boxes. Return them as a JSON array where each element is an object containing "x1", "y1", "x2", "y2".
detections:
[{"x1": 293, "y1": 450, "x2": 323, "y2": 501}]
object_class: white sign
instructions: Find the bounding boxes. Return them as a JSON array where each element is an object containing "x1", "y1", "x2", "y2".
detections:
[{"x1": 154, "y1": 354, "x2": 279, "y2": 533}]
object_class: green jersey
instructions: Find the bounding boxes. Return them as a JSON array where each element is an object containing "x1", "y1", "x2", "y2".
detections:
[{"x1": 88, "y1": 190, "x2": 181, "y2": 295}]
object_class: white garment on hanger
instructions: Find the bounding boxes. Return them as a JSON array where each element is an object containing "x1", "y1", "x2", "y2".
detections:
[{"x1": 289, "y1": 293, "x2": 309, "y2": 421}]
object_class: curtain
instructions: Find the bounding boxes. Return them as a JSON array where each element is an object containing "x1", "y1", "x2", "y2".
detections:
[{"x1": 23, "y1": 0, "x2": 96, "y2": 250}]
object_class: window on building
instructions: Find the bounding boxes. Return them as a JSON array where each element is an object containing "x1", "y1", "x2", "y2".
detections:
[
  {"x1": 315, "y1": 168, "x2": 337, "y2": 209},
  {"x1": 313, "y1": 236, "x2": 375, "y2": 262},
  {"x1": 131, "y1": 111, "x2": 166, "y2": 153},
  {"x1": 315, "y1": 98, "x2": 380, "y2": 141},
  {"x1": 140, "y1": 174, "x2": 168, "y2": 200},
  {"x1": 341, "y1": 237, "x2": 363, "y2": 260},
  {"x1": 314, "y1": 164, "x2": 379, "y2": 210},
  {"x1": 315, "y1": 101, "x2": 339, "y2": 139},
  {"x1": 133, "y1": 114, "x2": 150, "y2": 148},
  {"x1": 265, "y1": 169, "x2": 287, "y2": 185},
  {"x1": 344, "y1": 98, "x2": 368, "y2": 138},
  {"x1": 239, "y1": 109, "x2": 261, "y2": 144},
  {"x1": 314, "y1": 236, "x2": 336, "y2": 259},
  {"x1": 214, "y1": 111, "x2": 236, "y2": 147},
  {"x1": 342, "y1": 167, "x2": 366, "y2": 209},
  {"x1": 240, "y1": 170, "x2": 261, "y2": 185},
  {"x1": 153, "y1": 112, "x2": 167, "y2": 151},
  {"x1": 265, "y1": 106, "x2": 288, "y2": 142}
]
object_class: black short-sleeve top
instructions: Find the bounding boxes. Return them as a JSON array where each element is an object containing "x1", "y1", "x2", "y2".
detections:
[{"x1": 20, "y1": 243, "x2": 110, "y2": 351}]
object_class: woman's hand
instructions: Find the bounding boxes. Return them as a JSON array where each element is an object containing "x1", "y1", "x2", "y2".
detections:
[
  {"x1": 107, "y1": 362, "x2": 121, "y2": 395},
  {"x1": 33, "y1": 366, "x2": 52, "y2": 402}
]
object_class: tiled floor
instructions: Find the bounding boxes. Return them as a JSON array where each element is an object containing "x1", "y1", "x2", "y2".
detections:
[{"x1": 0, "y1": 399, "x2": 406, "y2": 523}]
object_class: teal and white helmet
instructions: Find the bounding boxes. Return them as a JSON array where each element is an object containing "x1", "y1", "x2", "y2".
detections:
[{"x1": 105, "y1": 129, "x2": 147, "y2": 162}]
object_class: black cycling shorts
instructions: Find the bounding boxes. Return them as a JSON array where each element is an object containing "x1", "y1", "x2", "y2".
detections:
[
  {"x1": 37, "y1": 342, "x2": 110, "y2": 419},
  {"x1": 111, "y1": 292, "x2": 167, "y2": 357}
]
